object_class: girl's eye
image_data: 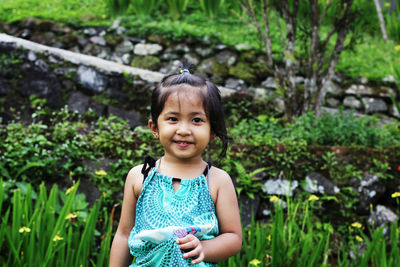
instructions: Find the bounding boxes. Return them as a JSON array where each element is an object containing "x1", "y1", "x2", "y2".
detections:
[
  {"x1": 192, "y1": 118, "x2": 203, "y2": 123},
  {"x1": 168, "y1": 117, "x2": 178, "y2": 122}
]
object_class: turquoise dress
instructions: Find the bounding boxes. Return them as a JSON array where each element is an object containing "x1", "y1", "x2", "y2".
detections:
[{"x1": 128, "y1": 159, "x2": 219, "y2": 266}]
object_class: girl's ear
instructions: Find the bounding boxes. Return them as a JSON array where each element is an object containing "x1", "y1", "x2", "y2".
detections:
[
  {"x1": 148, "y1": 119, "x2": 159, "y2": 139},
  {"x1": 211, "y1": 133, "x2": 217, "y2": 141}
]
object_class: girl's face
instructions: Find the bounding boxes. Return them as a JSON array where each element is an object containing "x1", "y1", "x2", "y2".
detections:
[{"x1": 149, "y1": 90, "x2": 212, "y2": 162}]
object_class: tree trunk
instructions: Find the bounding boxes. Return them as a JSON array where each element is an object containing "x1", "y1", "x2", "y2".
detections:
[{"x1": 374, "y1": 0, "x2": 389, "y2": 41}]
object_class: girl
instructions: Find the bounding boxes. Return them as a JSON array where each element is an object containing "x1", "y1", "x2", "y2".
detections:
[{"x1": 109, "y1": 63, "x2": 242, "y2": 266}]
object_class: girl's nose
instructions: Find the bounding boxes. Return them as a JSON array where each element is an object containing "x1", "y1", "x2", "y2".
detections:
[{"x1": 176, "y1": 126, "x2": 192, "y2": 136}]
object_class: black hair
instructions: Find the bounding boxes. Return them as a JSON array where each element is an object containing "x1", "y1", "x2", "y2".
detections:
[{"x1": 150, "y1": 62, "x2": 228, "y2": 156}]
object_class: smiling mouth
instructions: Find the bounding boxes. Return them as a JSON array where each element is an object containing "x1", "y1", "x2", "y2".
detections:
[{"x1": 174, "y1": 141, "x2": 193, "y2": 147}]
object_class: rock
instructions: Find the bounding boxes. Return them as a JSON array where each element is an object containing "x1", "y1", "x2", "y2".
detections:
[
  {"x1": 121, "y1": 53, "x2": 131, "y2": 65},
  {"x1": 27, "y1": 51, "x2": 37, "y2": 61},
  {"x1": 183, "y1": 53, "x2": 200, "y2": 65},
  {"x1": 229, "y1": 62, "x2": 257, "y2": 84},
  {"x1": 325, "y1": 80, "x2": 343, "y2": 96},
  {"x1": 343, "y1": 96, "x2": 362, "y2": 109},
  {"x1": 253, "y1": 88, "x2": 267, "y2": 98},
  {"x1": 295, "y1": 76, "x2": 305, "y2": 84},
  {"x1": 160, "y1": 51, "x2": 179, "y2": 61},
  {"x1": 115, "y1": 40, "x2": 134, "y2": 54},
  {"x1": 110, "y1": 19, "x2": 121, "y2": 29},
  {"x1": 274, "y1": 98, "x2": 285, "y2": 113},
  {"x1": 362, "y1": 97, "x2": 388, "y2": 113},
  {"x1": 326, "y1": 97, "x2": 340, "y2": 108},
  {"x1": 77, "y1": 66, "x2": 107, "y2": 93},
  {"x1": 19, "y1": 29, "x2": 32, "y2": 39},
  {"x1": 97, "y1": 47, "x2": 112, "y2": 59},
  {"x1": 382, "y1": 75, "x2": 396, "y2": 84},
  {"x1": 235, "y1": 43, "x2": 252, "y2": 51},
  {"x1": 115, "y1": 26, "x2": 126, "y2": 35},
  {"x1": 159, "y1": 60, "x2": 181, "y2": 74},
  {"x1": 134, "y1": 43, "x2": 163, "y2": 56},
  {"x1": 31, "y1": 31, "x2": 56, "y2": 46},
  {"x1": 19, "y1": 71, "x2": 63, "y2": 108},
  {"x1": 389, "y1": 104, "x2": 400, "y2": 118},
  {"x1": 90, "y1": 36, "x2": 106, "y2": 46},
  {"x1": 195, "y1": 46, "x2": 213, "y2": 58},
  {"x1": 262, "y1": 179, "x2": 298, "y2": 196},
  {"x1": 131, "y1": 55, "x2": 162, "y2": 71},
  {"x1": 0, "y1": 80, "x2": 10, "y2": 96},
  {"x1": 48, "y1": 55, "x2": 60, "y2": 64},
  {"x1": 215, "y1": 50, "x2": 237, "y2": 67},
  {"x1": 67, "y1": 91, "x2": 91, "y2": 114},
  {"x1": 354, "y1": 173, "x2": 386, "y2": 213},
  {"x1": 262, "y1": 77, "x2": 277, "y2": 89},
  {"x1": 238, "y1": 194, "x2": 260, "y2": 226},
  {"x1": 215, "y1": 44, "x2": 226, "y2": 50},
  {"x1": 368, "y1": 205, "x2": 398, "y2": 228},
  {"x1": 108, "y1": 106, "x2": 142, "y2": 129},
  {"x1": 34, "y1": 59, "x2": 50, "y2": 73},
  {"x1": 345, "y1": 85, "x2": 374, "y2": 95},
  {"x1": 303, "y1": 172, "x2": 340, "y2": 194},
  {"x1": 83, "y1": 28, "x2": 97, "y2": 36},
  {"x1": 77, "y1": 37, "x2": 89, "y2": 47},
  {"x1": 358, "y1": 76, "x2": 368, "y2": 84},
  {"x1": 174, "y1": 43, "x2": 190, "y2": 53},
  {"x1": 225, "y1": 78, "x2": 246, "y2": 90}
]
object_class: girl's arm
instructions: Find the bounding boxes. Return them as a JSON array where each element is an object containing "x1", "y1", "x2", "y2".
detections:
[
  {"x1": 178, "y1": 169, "x2": 242, "y2": 264},
  {"x1": 109, "y1": 165, "x2": 143, "y2": 267}
]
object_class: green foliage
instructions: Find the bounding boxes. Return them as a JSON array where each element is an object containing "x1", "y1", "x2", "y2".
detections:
[
  {"x1": 220, "y1": 195, "x2": 332, "y2": 266},
  {"x1": 233, "y1": 162, "x2": 266, "y2": 199},
  {"x1": 385, "y1": 1, "x2": 400, "y2": 42},
  {"x1": 199, "y1": 0, "x2": 224, "y2": 18},
  {"x1": 0, "y1": 180, "x2": 112, "y2": 266}
]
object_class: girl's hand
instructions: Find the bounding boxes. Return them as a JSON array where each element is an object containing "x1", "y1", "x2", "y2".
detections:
[{"x1": 177, "y1": 234, "x2": 204, "y2": 265}]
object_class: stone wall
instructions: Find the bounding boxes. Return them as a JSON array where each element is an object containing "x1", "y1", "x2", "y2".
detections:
[{"x1": 1, "y1": 17, "x2": 399, "y2": 123}]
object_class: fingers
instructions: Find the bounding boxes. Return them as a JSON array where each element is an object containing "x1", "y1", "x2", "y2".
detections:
[{"x1": 177, "y1": 234, "x2": 205, "y2": 265}]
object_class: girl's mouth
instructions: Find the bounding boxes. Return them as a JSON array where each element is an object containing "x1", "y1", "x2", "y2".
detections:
[{"x1": 174, "y1": 141, "x2": 192, "y2": 148}]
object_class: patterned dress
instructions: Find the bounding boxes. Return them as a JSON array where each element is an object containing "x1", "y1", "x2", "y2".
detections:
[{"x1": 128, "y1": 159, "x2": 219, "y2": 266}]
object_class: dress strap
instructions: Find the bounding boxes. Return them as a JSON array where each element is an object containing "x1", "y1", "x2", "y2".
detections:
[
  {"x1": 141, "y1": 155, "x2": 156, "y2": 183},
  {"x1": 203, "y1": 162, "x2": 212, "y2": 176}
]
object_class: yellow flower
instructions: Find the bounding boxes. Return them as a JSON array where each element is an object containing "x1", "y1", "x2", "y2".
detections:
[
  {"x1": 267, "y1": 234, "x2": 271, "y2": 241},
  {"x1": 249, "y1": 259, "x2": 261, "y2": 266},
  {"x1": 395, "y1": 45, "x2": 400, "y2": 51},
  {"x1": 391, "y1": 192, "x2": 400, "y2": 198},
  {"x1": 65, "y1": 213, "x2": 77, "y2": 220},
  {"x1": 269, "y1": 195, "x2": 279, "y2": 203},
  {"x1": 308, "y1": 194, "x2": 319, "y2": 201},
  {"x1": 385, "y1": 3, "x2": 390, "y2": 7},
  {"x1": 351, "y1": 222, "x2": 362, "y2": 228},
  {"x1": 265, "y1": 253, "x2": 271, "y2": 260},
  {"x1": 102, "y1": 191, "x2": 107, "y2": 197},
  {"x1": 95, "y1": 170, "x2": 107, "y2": 176},
  {"x1": 53, "y1": 235, "x2": 64, "y2": 242},
  {"x1": 19, "y1": 226, "x2": 31, "y2": 233},
  {"x1": 102, "y1": 14, "x2": 107, "y2": 19},
  {"x1": 65, "y1": 185, "x2": 75, "y2": 195},
  {"x1": 355, "y1": 235, "x2": 363, "y2": 242}
]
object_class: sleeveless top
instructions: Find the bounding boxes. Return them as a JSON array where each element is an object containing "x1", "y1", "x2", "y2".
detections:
[{"x1": 128, "y1": 156, "x2": 219, "y2": 266}]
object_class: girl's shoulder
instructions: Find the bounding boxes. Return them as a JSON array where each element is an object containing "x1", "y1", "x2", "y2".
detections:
[
  {"x1": 126, "y1": 164, "x2": 145, "y2": 198},
  {"x1": 209, "y1": 165, "x2": 233, "y2": 187}
]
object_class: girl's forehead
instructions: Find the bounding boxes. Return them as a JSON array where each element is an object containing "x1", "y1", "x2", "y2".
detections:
[{"x1": 163, "y1": 90, "x2": 205, "y2": 112}]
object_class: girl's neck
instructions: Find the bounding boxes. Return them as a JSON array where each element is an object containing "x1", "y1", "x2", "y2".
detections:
[{"x1": 158, "y1": 155, "x2": 206, "y2": 179}]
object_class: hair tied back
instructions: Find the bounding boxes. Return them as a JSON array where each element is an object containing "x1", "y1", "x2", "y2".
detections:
[{"x1": 180, "y1": 69, "x2": 190, "y2": 74}]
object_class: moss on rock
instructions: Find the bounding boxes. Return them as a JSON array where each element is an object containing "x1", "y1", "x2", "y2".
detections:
[
  {"x1": 229, "y1": 62, "x2": 257, "y2": 84},
  {"x1": 130, "y1": 56, "x2": 161, "y2": 71}
]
